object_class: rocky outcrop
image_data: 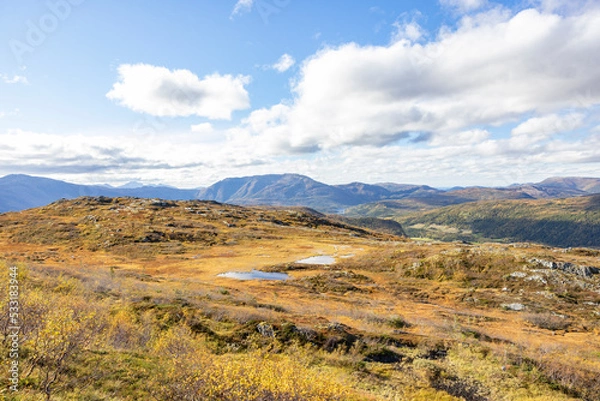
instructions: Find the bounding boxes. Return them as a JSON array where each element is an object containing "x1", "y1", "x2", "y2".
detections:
[
  {"x1": 529, "y1": 258, "x2": 600, "y2": 278},
  {"x1": 256, "y1": 322, "x2": 275, "y2": 337}
]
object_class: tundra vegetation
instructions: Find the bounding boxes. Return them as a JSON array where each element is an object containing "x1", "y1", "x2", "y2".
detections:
[
  {"x1": 0, "y1": 197, "x2": 599, "y2": 400},
  {"x1": 350, "y1": 195, "x2": 600, "y2": 248}
]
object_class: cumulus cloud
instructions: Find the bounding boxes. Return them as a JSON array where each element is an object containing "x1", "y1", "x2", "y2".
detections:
[
  {"x1": 242, "y1": 5, "x2": 600, "y2": 153},
  {"x1": 6, "y1": 3, "x2": 600, "y2": 188},
  {"x1": 1, "y1": 74, "x2": 29, "y2": 84},
  {"x1": 190, "y1": 122, "x2": 214, "y2": 134},
  {"x1": 231, "y1": 0, "x2": 253, "y2": 19},
  {"x1": 430, "y1": 129, "x2": 491, "y2": 146},
  {"x1": 106, "y1": 64, "x2": 250, "y2": 120},
  {"x1": 272, "y1": 54, "x2": 295, "y2": 73},
  {"x1": 392, "y1": 20, "x2": 425, "y2": 42},
  {"x1": 511, "y1": 113, "x2": 584, "y2": 143}
]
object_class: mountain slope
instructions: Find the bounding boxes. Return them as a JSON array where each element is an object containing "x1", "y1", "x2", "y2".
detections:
[
  {"x1": 397, "y1": 194, "x2": 600, "y2": 248},
  {"x1": 344, "y1": 187, "x2": 535, "y2": 218},
  {"x1": 0, "y1": 196, "x2": 398, "y2": 256},
  {"x1": 521, "y1": 176, "x2": 600, "y2": 198},
  {"x1": 196, "y1": 174, "x2": 370, "y2": 213},
  {"x1": 0, "y1": 174, "x2": 198, "y2": 213}
]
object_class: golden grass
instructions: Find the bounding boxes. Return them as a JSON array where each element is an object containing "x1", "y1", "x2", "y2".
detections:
[{"x1": 1, "y1": 198, "x2": 599, "y2": 400}]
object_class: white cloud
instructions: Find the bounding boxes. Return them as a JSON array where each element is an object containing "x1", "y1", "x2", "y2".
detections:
[
  {"x1": 272, "y1": 54, "x2": 295, "y2": 73},
  {"x1": 1, "y1": 74, "x2": 29, "y2": 84},
  {"x1": 6, "y1": 3, "x2": 600, "y2": 189},
  {"x1": 506, "y1": 113, "x2": 585, "y2": 148},
  {"x1": 190, "y1": 122, "x2": 214, "y2": 134},
  {"x1": 106, "y1": 64, "x2": 250, "y2": 120},
  {"x1": 242, "y1": 5, "x2": 600, "y2": 153},
  {"x1": 392, "y1": 21, "x2": 425, "y2": 42},
  {"x1": 3, "y1": 123, "x2": 600, "y2": 189},
  {"x1": 439, "y1": 0, "x2": 487, "y2": 13},
  {"x1": 231, "y1": 0, "x2": 253, "y2": 19},
  {"x1": 430, "y1": 129, "x2": 491, "y2": 146},
  {"x1": 512, "y1": 113, "x2": 584, "y2": 138}
]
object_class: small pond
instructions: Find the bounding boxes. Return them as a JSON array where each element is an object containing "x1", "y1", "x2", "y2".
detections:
[
  {"x1": 217, "y1": 269, "x2": 289, "y2": 281},
  {"x1": 295, "y1": 255, "x2": 336, "y2": 265}
]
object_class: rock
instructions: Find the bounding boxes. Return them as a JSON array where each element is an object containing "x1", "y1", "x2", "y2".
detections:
[
  {"x1": 327, "y1": 322, "x2": 351, "y2": 333},
  {"x1": 526, "y1": 275, "x2": 547, "y2": 284},
  {"x1": 502, "y1": 303, "x2": 525, "y2": 311},
  {"x1": 529, "y1": 258, "x2": 599, "y2": 278},
  {"x1": 296, "y1": 327, "x2": 318, "y2": 341},
  {"x1": 256, "y1": 322, "x2": 275, "y2": 337},
  {"x1": 529, "y1": 258, "x2": 555, "y2": 269},
  {"x1": 571, "y1": 265, "x2": 600, "y2": 278}
]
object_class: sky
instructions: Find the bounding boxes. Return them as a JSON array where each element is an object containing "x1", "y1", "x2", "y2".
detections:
[{"x1": 0, "y1": 0, "x2": 599, "y2": 188}]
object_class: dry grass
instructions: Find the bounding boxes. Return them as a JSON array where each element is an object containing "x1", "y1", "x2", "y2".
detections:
[{"x1": 1, "y1": 197, "x2": 599, "y2": 400}]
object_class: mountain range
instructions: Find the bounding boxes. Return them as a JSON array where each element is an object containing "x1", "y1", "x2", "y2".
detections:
[
  {"x1": 2, "y1": 173, "x2": 600, "y2": 215},
  {"x1": 0, "y1": 174, "x2": 198, "y2": 213}
]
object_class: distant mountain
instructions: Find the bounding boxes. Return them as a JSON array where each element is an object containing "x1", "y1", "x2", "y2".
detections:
[
  {"x1": 118, "y1": 181, "x2": 146, "y2": 189},
  {"x1": 375, "y1": 183, "x2": 443, "y2": 198},
  {"x1": 396, "y1": 194, "x2": 600, "y2": 248},
  {"x1": 0, "y1": 174, "x2": 198, "y2": 213},
  {"x1": 197, "y1": 174, "x2": 535, "y2": 213},
  {"x1": 344, "y1": 187, "x2": 535, "y2": 218},
  {"x1": 333, "y1": 182, "x2": 392, "y2": 203},
  {"x1": 3, "y1": 173, "x2": 600, "y2": 218},
  {"x1": 445, "y1": 187, "x2": 535, "y2": 201},
  {"x1": 518, "y1": 177, "x2": 600, "y2": 198},
  {"x1": 345, "y1": 177, "x2": 600, "y2": 218},
  {"x1": 196, "y1": 174, "x2": 362, "y2": 213}
]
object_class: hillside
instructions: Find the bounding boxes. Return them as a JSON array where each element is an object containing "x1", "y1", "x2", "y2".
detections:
[
  {"x1": 345, "y1": 195, "x2": 477, "y2": 218},
  {"x1": 1, "y1": 197, "x2": 599, "y2": 400},
  {"x1": 344, "y1": 188, "x2": 536, "y2": 218},
  {"x1": 0, "y1": 197, "x2": 394, "y2": 258},
  {"x1": 331, "y1": 215, "x2": 407, "y2": 237},
  {"x1": 397, "y1": 195, "x2": 600, "y2": 248}
]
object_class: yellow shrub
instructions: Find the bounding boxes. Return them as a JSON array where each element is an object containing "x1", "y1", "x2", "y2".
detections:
[{"x1": 150, "y1": 325, "x2": 350, "y2": 401}]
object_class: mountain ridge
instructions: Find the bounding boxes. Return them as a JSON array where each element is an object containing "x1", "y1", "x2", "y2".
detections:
[
  {"x1": 2, "y1": 173, "x2": 600, "y2": 216},
  {"x1": 0, "y1": 174, "x2": 198, "y2": 213}
]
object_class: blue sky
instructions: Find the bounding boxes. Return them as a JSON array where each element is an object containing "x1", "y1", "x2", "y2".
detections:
[{"x1": 1, "y1": 0, "x2": 599, "y2": 188}]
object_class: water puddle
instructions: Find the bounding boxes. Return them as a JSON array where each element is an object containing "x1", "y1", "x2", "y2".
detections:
[
  {"x1": 295, "y1": 255, "x2": 336, "y2": 265},
  {"x1": 218, "y1": 269, "x2": 289, "y2": 281}
]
